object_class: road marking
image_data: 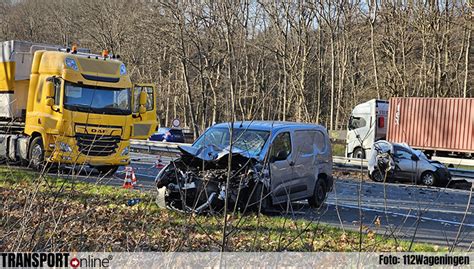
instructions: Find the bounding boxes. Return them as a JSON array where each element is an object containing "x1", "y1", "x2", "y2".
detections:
[
  {"x1": 326, "y1": 199, "x2": 470, "y2": 215},
  {"x1": 326, "y1": 201, "x2": 474, "y2": 228},
  {"x1": 334, "y1": 179, "x2": 472, "y2": 194}
]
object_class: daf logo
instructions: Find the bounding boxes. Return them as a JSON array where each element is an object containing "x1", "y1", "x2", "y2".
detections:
[{"x1": 90, "y1": 128, "x2": 107, "y2": 134}]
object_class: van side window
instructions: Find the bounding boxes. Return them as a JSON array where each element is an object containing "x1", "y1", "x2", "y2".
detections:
[
  {"x1": 270, "y1": 132, "x2": 291, "y2": 159},
  {"x1": 295, "y1": 131, "x2": 315, "y2": 154},
  {"x1": 314, "y1": 131, "x2": 326, "y2": 152},
  {"x1": 349, "y1": 116, "x2": 366, "y2": 130}
]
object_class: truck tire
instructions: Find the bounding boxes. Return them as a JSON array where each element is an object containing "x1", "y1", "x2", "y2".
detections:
[
  {"x1": 353, "y1": 148, "x2": 365, "y2": 159},
  {"x1": 29, "y1": 136, "x2": 45, "y2": 171},
  {"x1": 420, "y1": 171, "x2": 436, "y2": 186},
  {"x1": 95, "y1": 165, "x2": 119, "y2": 176},
  {"x1": 308, "y1": 179, "x2": 327, "y2": 208}
]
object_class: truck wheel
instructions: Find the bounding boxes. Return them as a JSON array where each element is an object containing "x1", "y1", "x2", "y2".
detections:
[
  {"x1": 95, "y1": 165, "x2": 119, "y2": 176},
  {"x1": 420, "y1": 171, "x2": 436, "y2": 186},
  {"x1": 353, "y1": 148, "x2": 365, "y2": 159},
  {"x1": 308, "y1": 179, "x2": 327, "y2": 208},
  {"x1": 29, "y1": 137, "x2": 45, "y2": 171}
]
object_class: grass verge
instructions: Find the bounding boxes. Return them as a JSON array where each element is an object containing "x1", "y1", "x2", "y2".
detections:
[
  {"x1": 0, "y1": 167, "x2": 443, "y2": 251},
  {"x1": 332, "y1": 143, "x2": 345, "y2": 157}
]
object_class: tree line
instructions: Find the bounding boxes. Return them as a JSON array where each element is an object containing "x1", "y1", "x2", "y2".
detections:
[{"x1": 1, "y1": 0, "x2": 472, "y2": 136}]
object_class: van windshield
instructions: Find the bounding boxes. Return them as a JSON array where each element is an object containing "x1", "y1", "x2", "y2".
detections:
[{"x1": 193, "y1": 127, "x2": 270, "y2": 157}]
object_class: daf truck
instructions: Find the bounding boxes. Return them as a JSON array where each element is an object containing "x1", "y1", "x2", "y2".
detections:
[{"x1": 0, "y1": 40, "x2": 157, "y2": 173}]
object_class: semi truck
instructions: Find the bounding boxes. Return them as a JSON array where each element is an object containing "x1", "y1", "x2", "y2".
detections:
[
  {"x1": 0, "y1": 40, "x2": 157, "y2": 173},
  {"x1": 346, "y1": 98, "x2": 474, "y2": 159}
]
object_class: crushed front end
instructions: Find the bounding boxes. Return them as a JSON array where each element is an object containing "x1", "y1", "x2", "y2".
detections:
[{"x1": 155, "y1": 145, "x2": 270, "y2": 214}]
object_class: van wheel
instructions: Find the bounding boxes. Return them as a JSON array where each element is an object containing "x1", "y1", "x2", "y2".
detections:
[
  {"x1": 371, "y1": 169, "x2": 385, "y2": 182},
  {"x1": 95, "y1": 165, "x2": 119, "y2": 176},
  {"x1": 29, "y1": 137, "x2": 45, "y2": 171},
  {"x1": 420, "y1": 171, "x2": 436, "y2": 186},
  {"x1": 308, "y1": 179, "x2": 327, "y2": 208},
  {"x1": 353, "y1": 148, "x2": 365, "y2": 159}
]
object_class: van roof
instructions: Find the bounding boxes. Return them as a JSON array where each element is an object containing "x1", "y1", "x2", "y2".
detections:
[{"x1": 212, "y1": 121, "x2": 326, "y2": 132}]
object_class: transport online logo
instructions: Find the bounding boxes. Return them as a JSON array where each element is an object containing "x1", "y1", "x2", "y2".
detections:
[
  {"x1": 0, "y1": 253, "x2": 112, "y2": 268},
  {"x1": 69, "y1": 254, "x2": 112, "y2": 268}
]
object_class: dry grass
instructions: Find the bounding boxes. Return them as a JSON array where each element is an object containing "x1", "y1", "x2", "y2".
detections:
[{"x1": 0, "y1": 167, "x2": 443, "y2": 252}]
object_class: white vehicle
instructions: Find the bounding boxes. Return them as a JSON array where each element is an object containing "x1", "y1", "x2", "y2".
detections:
[{"x1": 345, "y1": 99, "x2": 388, "y2": 159}]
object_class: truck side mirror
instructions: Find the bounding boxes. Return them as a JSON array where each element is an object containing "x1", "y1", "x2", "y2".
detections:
[
  {"x1": 138, "y1": 91, "x2": 147, "y2": 114},
  {"x1": 46, "y1": 97, "x2": 54, "y2": 107},
  {"x1": 45, "y1": 78, "x2": 55, "y2": 107},
  {"x1": 139, "y1": 91, "x2": 147, "y2": 106}
]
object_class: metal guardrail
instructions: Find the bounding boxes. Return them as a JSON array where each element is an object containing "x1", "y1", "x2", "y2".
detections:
[
  {"x1": 432, "y1": 156, "x2": 474, "y2": 166},
  {"x1": 333, "y1": 156, "x2": 368, "y2": 167},
  {"x1": 130, "y1": 140, "x2": 474, "y2": 180},
  {"x1": 450, "y1": 169, "x2": 474, "y2": 180},
  {"x1": 130, "y1": 140, "x2": 188, "y2": 154}
]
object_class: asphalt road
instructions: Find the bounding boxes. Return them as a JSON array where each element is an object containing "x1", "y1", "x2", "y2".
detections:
[{"x1": 38, "y1": 152, "x2": 474, "y2": 249}]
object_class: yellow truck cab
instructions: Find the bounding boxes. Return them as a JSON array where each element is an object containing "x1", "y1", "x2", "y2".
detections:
[{"x1": 0, "y1": 40, "x2": 157, "y2": 173}]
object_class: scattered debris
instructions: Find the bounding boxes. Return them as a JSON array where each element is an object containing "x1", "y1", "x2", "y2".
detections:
[{"x1": 127, "y1": 198, "x2": 141, "y2": 206}]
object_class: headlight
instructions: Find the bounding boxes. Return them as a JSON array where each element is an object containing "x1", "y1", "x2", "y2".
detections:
[
  {"x1": 121, "y1": 146, "x2": 129, "y2": 156},
  {"x1": 59, "y1": 142, "x2": 72, "y2": 152},
  {"x1": 65, "y1": 58, "x2": 79, "y2": 71},
  {"x1": 120, "y1": 63, "x2": 127, "y2": 75}
]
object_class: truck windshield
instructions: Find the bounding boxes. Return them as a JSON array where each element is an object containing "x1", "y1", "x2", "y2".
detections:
[
  {"x1": 64, "y1": 82, "x2": 131, "y2": 115},
  {"x1": 193, "y1": 127, "x2": 270, "y2": 157}
]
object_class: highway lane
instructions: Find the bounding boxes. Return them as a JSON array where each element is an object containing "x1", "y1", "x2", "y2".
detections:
[
  {"x1": 301, "y1": 180, "x2": 473, "y2": 249},
  {"x1": 16, "y1": 152, "x2": 472, "y2": 249}
]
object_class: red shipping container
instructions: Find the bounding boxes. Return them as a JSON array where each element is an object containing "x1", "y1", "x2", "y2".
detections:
[{"x1": 387, "y1": 97, "x2": 474, "y2": 154}]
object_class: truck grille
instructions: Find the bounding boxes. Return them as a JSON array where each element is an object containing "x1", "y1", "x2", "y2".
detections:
[{"x1": 75, "y1": 134, "x2": 120, "y2": 156}]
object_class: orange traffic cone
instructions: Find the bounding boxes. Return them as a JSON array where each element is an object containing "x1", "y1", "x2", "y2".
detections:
[{"x1": 123, "y1": 166, "x2": 136, "y2": 189}]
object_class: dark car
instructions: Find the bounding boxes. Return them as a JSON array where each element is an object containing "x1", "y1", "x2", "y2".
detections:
[{"x1": 149, "y1": 128, "x2": 185, "y2": 143}]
